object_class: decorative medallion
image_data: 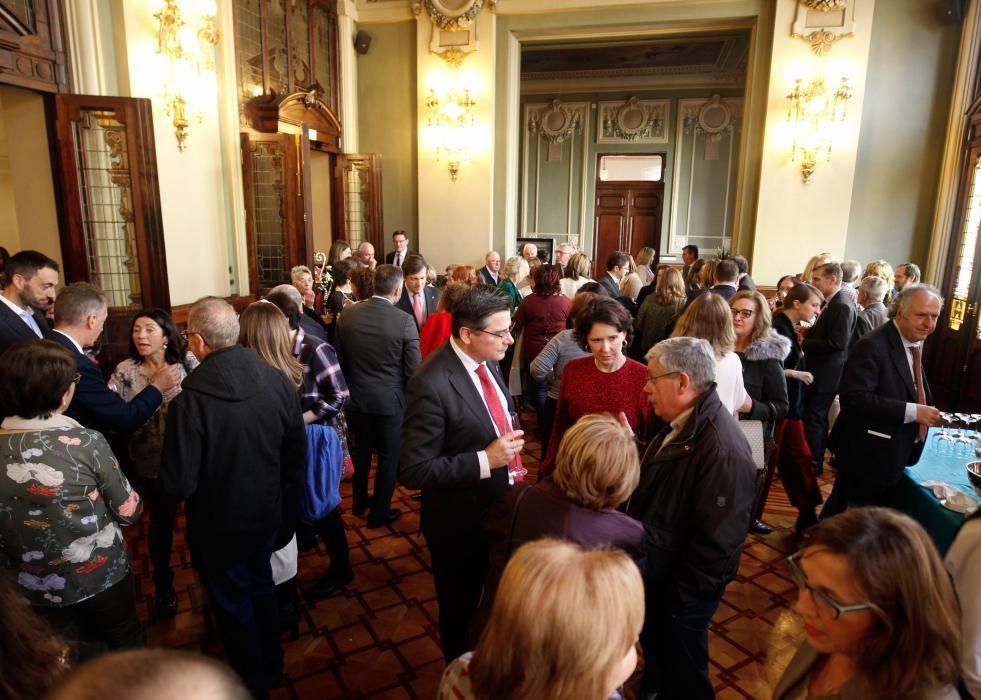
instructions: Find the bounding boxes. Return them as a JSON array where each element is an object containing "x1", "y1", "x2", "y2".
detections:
[
  {"x1": 596, "y1": 97, "x2": 668, "y2": 144},
  {"x1": 412, "y1": 0, "x2": 496, "y2": 31},
  {"x1": 528, "y1": 100, "x2": 583, "y2": 145},
  {"x1": 801, "y1": 0, "x2": 847, "y2": 9}
]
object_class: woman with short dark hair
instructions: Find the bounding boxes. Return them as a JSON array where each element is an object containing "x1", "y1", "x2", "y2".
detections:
[
  {"x1": 540, "y1": 296, "x2": 648, "y2": 475},
  {"x1": 0, "y1": 340, "x2": 144, "y2": 649}
]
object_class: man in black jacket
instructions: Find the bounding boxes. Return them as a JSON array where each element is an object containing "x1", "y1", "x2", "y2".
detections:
[
  {"x1": 801, "y1": 261, "x2": 857, "y2": 472},
  {"x1": 823, "y1": 284, "x2": 943, "y2": 516},
  {"x1": 160, "y1": 297, "x2": 306, "y2": 697},
  {"x1": 628, "y1": 336, "x2": 756, "y2": 700},
  {"x1": 0, "y1": 250, "x2": 58, "y2": 355}
]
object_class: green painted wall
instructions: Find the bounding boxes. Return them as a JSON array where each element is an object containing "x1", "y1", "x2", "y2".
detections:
[
  {"x1": 356, "y1": 21, "x2": 418, "y2": 256},
  {"x1": 845, "y1": 1, "x2": 960, "y2": 272}
]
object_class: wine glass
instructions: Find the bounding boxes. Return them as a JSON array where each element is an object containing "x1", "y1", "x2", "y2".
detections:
[{"x1": 508, "y1": 411, "x2": 528, "y2": 483}]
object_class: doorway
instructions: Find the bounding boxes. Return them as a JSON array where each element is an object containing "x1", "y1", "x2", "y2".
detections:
[
  {"x1": 309, "y1": 148, "x2": 333, "y2": 256},
  {"x1": 592, "y1": 154, "x2": 664, "y2": 275}
]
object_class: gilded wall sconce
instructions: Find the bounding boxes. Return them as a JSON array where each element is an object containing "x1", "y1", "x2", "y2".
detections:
[
  {"x1": 426, "y1": 88, "x2": 477, "y2": 181},
  {"x1": 786, "y1": 77, "x2": 852, "y2": 183}
]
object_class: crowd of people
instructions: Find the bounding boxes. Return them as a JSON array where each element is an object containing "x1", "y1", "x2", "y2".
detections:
[{"x1": 0, "y1": 238, "x2": 978, "y2": 700}]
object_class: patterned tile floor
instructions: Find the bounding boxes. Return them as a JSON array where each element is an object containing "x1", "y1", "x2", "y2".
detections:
[{"x1": 123, "y1": 413, "x2": 833, "y2": 699}]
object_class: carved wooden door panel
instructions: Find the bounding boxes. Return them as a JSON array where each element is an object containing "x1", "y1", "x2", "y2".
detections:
[
  {"x1": 0, "y1": 1, "x2": 68, "y2": 93},
  {"x1": 333, "y1": 153, "x2": 383, "y2": 255},
  {"x1": 51, "y1": 95, "x2": 169, "y2": 375},
  {"x1": 592, "y1": 183, "x2": 663, "y2": 276}
]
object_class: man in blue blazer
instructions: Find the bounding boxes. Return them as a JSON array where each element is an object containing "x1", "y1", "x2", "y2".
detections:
[
  {"x1": 0, "y1": 250, "x2": 58, "y2": 355},
  {"x1": 396, "y1": 255, "x2": 439, "y2": 331},
  {"x1": 823, "y1": 284, "x2": 944, "y2": 516},
  {"x1": 50, "y1": 282, "x2": 179, "y2": 434}
]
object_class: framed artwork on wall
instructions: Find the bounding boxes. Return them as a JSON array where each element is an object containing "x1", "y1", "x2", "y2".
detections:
[{"x1": 597, "y1": 97, "x2": 669, "y2": 144}]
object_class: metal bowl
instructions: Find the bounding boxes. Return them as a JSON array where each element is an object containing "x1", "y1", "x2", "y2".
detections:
[{"x1": 968, "y1": 461, "x2": 981, "y2": 499}]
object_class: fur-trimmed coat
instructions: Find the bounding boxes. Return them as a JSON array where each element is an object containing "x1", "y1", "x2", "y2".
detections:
[{"x1": 737, "y1": 331, "x2": 790, "y2": 437}]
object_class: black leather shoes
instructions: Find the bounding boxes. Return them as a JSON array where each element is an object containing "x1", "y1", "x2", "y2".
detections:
[
  {"x1": 367, "y1": 508, "x2": 402, "y2": 529},
  {"x1": 306, "y1": 569, "x2": 354, "y2": 601},
  {"x1": 155, "y1": 590, "x2": 178, "y2": 619},
  {"x1": 352, "y1": 503, "x2": 366, "y2": 517},
  {"x1": 750, "y1": 519, "x2": 773, "y2": 535}
]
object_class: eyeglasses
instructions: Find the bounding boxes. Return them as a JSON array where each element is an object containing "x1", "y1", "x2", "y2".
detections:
[
  {"x1": 466, "y1": 327, "x2": 512, "y2": 340},
  {"x1": 180, "y1": 330, "x2": 205, "y2": 344},
  {"x1": 731, "y1": 308, "x2": 755, "y2": 320},
  {"x1": 786, "y1": 551, "x2": 876, "y2": 620},
  {"x1": 646, "y1": 370, "x2": 679, "y2": 384},
  {"x1": 72, "y1": 372, "x2": 81, "y2": 385}
]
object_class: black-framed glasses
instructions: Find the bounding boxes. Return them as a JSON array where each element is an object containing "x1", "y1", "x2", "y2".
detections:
[
  {"x1": 465, "y1": 327, "x2": 512, "y2": 340},
  {"x1": 647, "y1": 370, "x2": 679, "y2": 384},
  {"x1": 180, "y1": 329, "x2": 203, "y2": 343},
  {"x1": 731, "y1": 308, "x2": 755, "y2": 320},
  {"x1": 786, "y1": 551, "x2": 876, "y2": 620}
]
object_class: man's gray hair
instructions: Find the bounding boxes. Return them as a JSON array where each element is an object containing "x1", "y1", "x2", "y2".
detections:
[
  {"x1": 485, "y1": 250, "x2": 500, "y2": 262},
  {"x1": 892, "y1": 283, "x2": 944, "y2": 317},
  {"x1": 290, "y1": 265, "x2": 312, "y2": 283},
  {"x1": 841, "y1": 260, "x2": 862, "y2": 284},
  {"x1": 188, "y1": 296, "x2": 240, "y2": 350},
  {"x1": 645, "y1": 337, "x2": 716, "y2": 392},
  {"x1": 54, "y1": 282, "x2": 106, "y2": 327},
  {"x1": 268, "y1": 283, "x2": 303, "y2": 311},
  {"x1": 858, "y1": 275, "x2": 888, "y2": 303}
]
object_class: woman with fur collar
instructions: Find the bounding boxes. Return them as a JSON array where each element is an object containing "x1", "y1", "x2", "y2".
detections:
[{"x1": 731, "y1": 290, "x2": 790, "y2": 535}]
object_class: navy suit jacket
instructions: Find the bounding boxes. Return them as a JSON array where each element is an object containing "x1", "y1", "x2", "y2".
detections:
[
  {"x1": 599, "y1": 274, "x2": 621, "y2": 299},
  {"x1": 801, "y1": 289, "x2": 857, "y2": 392},
  {"x1": 396, "y1": 286, "x2": 440, "y2": 330},
  {"x1": 829, "y1": 322, "x2": 932, "y2": 486},
  {"x1": 49, "y1": 331, "x2": 162, "y2": 435},
  {"x1": 0, "y1": 300, "x2": 50, "y2": 355},
  {"x1": 400, "y1": 342, "x2": 513, "y2": 537}
]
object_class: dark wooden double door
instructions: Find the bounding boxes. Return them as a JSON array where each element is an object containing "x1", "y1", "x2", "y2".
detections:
[{"x1": 592, "y1": 182, "x2": 663, "y2": 276}]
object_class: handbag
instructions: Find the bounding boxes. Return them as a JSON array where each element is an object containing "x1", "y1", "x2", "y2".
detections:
[{"x1": 302, "y1": 423, "x2": 343, "y2": 522}]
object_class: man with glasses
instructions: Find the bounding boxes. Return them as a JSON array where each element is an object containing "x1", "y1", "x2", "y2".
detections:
[
  {"x1": 396, "y1": 254, "x2": 440, "y2": 331},
  {"x1": 335, "y1": 264, "x2": 421, "y2": 528},
  {"x1": 627, "y1": 336, "x2": 756, "y2": 700},
  {"x1": 401, "y1": 285, "x2": 525, "y2": 663},
  {"x1": 50, "y1": 282, "x2": 179, "y2": 433},
  {"x1": 160, "y1": 296, "x2": 306, "y2": 697}
]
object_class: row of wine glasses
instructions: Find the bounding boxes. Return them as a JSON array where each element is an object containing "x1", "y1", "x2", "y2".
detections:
[{"x1": 934, "y1": 412, "x2": 981, "y2": 457}]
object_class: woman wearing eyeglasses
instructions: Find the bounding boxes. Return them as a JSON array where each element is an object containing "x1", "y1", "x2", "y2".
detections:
[
  {"x1": 109, "y1": 308, "x2": 197, "y2": 619},
  {"x1": 0, "y1": 340, "x2": 145, "y2": 649},
  {"x1": 775, "y1": 508, "x2": 960, "y2": 700},
  {"x1": 730, "y1": 291, "x2": 789, "y2": 535}
]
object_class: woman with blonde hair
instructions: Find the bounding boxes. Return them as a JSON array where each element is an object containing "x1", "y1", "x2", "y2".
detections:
[
  {"x1": 478, "y1": 413, "x2": 645, "y2": 632},
  {"x1": 619, "y1": 255, "x2": 644, "y2": 302},
  {"x1": 634, "y1": 267, "x2": 687, "y2": 357},
  {"x1": 440, "y1": 538, "x2": 644, "y2": 700},
  {"x1": 239, "y1": 303, "x2": 303, "y2": 388},
  {"x1": 560, "y1": 252, "x2": 593, "y2": 298},
  {"x1": 803, "y1": 253, "x2": 835, "y2": 282},
  {"x1": 498, "y1": 255, "x2": 530, "y2": 313},
  {"x1": 636, "y1": 246, "x2": 656, "y2": 286},
  {"x1": 672, "y1": 292, "x2": 747, "y2": 414},
  {"x1": 775, "y1": 508, "x2": 961, "y2": 699}
]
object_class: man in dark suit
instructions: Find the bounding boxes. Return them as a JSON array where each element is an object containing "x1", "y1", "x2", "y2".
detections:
[
  {"x1": 709, "y1": 258, "x2": 740, "y2": 300},
  {"x1": 476, "y1": 250, "x2": 501, "y2": 286},
  {"x1": 50, "y1": 282, "x2": 179, "y2": 434},
  {"x1": 600, "y1": 250, "x2": 629, "y2": 298},
  {"x1": 385, "y1": 230, "x2": 412, "y2": 268},
  {"x1": 731, "y1": 255, "x2": 756, "y2": 291},
  {"x1": 335, "y1": 264, "x2": 421, "y2": 528},
  {"x1": 396, "y1": 254, "x2": 439, "y2": 331},
  {"x1": 801, "y1": 261, "x2": 857, "y2": 472},
  {"x1": 823, "y1": 284, "x2": 943, "y2": 516},
  {"x1": 853, "y1": 275, "x2": 889, "y2": 344},
  {"x1": 0, "y1": 250, "x2": 58, "y2": 355},
  {"x1": 401, "y1": 285, "x2": 524, "y2": 662},
  {"x1": 681, "y1": 244, "x2": 698, "y2": 288}
]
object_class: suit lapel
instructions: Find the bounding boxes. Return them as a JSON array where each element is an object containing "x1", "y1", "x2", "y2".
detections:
[
  {"x1": 443, "y1": 347, "x2": 501, "y2": 437},
  {"x1": 885, "y1": 324, "x2": 916, "y2": 401},
  {"x1": 0, "y1": 301, "x2": 41, "y2": 342}
]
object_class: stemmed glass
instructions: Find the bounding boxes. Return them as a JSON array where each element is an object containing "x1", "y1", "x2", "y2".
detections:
[
  {"x1": 936, "y1": 412, "x2": 956, "y2": 451},
  {"x1": 508, "y1": 411, "x2": 528, "y2": 483}
]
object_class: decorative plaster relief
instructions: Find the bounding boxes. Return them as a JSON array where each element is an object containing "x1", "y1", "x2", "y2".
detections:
[
  {"x1": 791, "y1": 0, "x2": 856, "y2": 56},
  {"x1": 528, "y1": 99, "x2": 584, "y2": 144},
  {"x1": 596, "y1": 97, "x2": 668, "y2": 144},
  {"x1": 413, "y1": 0, "x2": 496, "y2": 64}
]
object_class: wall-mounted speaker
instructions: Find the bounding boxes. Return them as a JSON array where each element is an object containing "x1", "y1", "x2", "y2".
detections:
[
  {"x1": 937, "y1": 0, "x2": 965, "y2": 23},
  {"x1": 354, "y1": 30, "x2": 372, "y2": 55}
]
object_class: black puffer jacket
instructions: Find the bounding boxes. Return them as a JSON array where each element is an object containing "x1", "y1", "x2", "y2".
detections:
[
  {"x1": 738, "y1": 331, "x2": 790, "y2": 438},
  {"x1": 627, "y1": 387, "x2": 756, "y2": 605}
]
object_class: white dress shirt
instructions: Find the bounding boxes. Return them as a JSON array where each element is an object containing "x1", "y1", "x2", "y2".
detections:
[
  {"x1": 0, "y1": 293, "x2": 42, "y2": 338},
  {"x1": 449, "y1": 337, "x2": 511, "y2": 480}
]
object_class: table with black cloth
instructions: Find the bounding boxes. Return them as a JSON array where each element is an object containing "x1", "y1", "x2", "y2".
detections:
[{"x1": 899, "y1": 428, "x2": 977, "y2": 555}]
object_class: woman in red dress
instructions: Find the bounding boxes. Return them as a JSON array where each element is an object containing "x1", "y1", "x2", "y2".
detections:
[{"x1": 540, "y1": 296, "x2": 649, "y2": 475}]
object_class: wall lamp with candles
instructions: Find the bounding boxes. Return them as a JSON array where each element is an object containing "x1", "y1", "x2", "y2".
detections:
[
  {"x1": 425, "y1": 87, "x2": 476, "y2": 181},
  {"x1": 786, "y1": 77, "x2": 852, "y2": 184},
  {"x1": 154, "y1": 0, "x2": 220, "y2": 151}
]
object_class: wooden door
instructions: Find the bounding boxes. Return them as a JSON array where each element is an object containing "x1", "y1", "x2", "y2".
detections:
[
  {"x1": 0, "y1": 0, "x2": 68, "y2": 93},
  {"x1": 241, "y1": 131, "x2": 312, "y2": 296},
  {"x1": 592, "y1": 182, "x2": 663, "y2": 276},
  {"x1": 50, "y1": 94, "x2": 169, "y2": 375},
  {"x1": 333, "y1": 153, "x2": 383, "y2": 255},
  {"x1": 926, "y1": 95, "x2": 981, "y2": 411}
]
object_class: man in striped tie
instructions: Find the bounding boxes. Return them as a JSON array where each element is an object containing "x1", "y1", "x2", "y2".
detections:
[{"x1": 824, "y1": 283, "x2": 944, "y2": 516}]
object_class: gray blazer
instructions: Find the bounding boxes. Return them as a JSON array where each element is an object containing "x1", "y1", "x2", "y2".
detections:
[
  {"x1": 773, "y1": 643, "x2": 959, "y2": 700},
  {"x1": 334, "y1": 296, "x2": 421, "y2": 415},
  {"x1": 853, "y1": 301, "x2": 888, "y2": 344}
]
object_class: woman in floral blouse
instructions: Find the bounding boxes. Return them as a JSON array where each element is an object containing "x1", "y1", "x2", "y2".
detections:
[
  {"x1": 110, "y1": 308, "x2": 197, "y2": 619},
  {"x1": 0, "y1": 340, "x2": 144, "y2": 648}
]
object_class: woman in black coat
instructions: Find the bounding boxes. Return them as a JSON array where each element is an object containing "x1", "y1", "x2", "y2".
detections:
[{"x1": 731, "y1": 291, "x2": 789, "y2": 534}]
